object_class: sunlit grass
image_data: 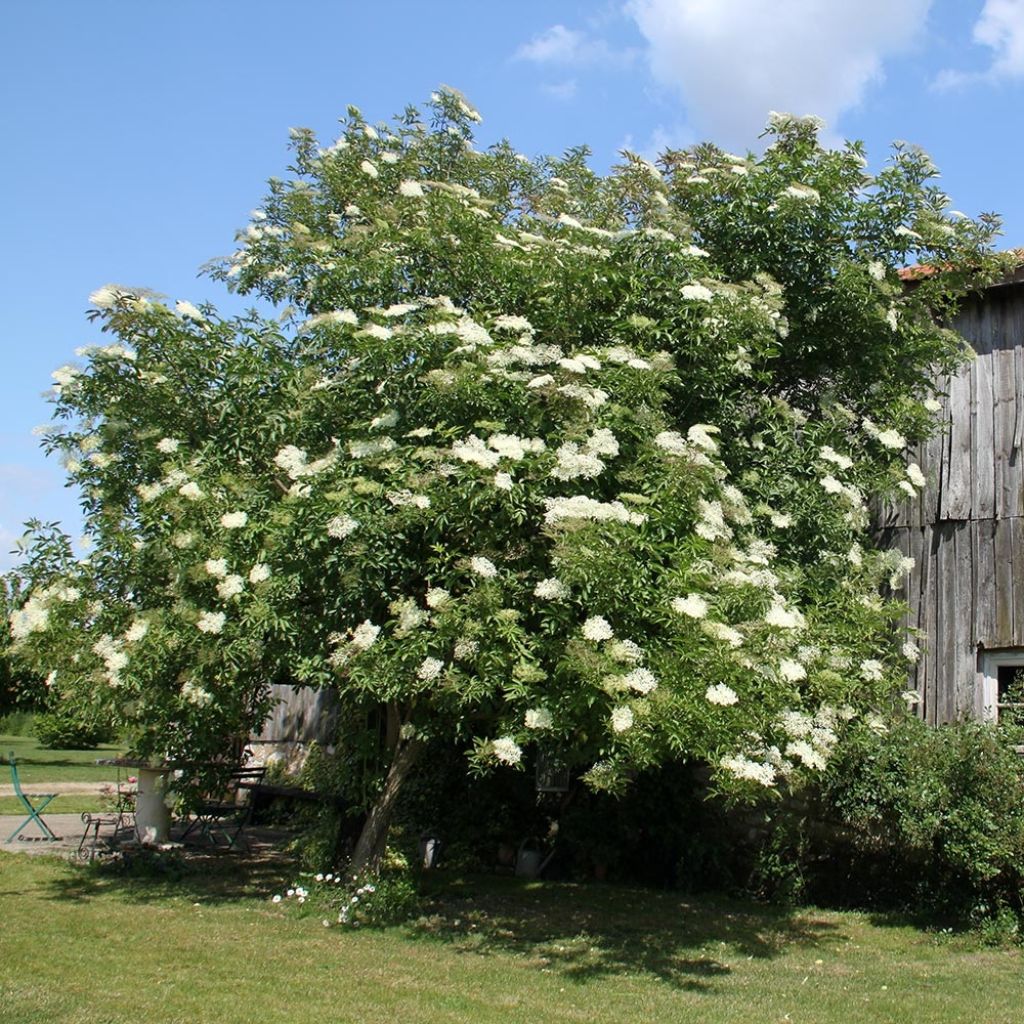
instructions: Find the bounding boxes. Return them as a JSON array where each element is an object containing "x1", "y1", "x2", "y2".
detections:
[{"x1": 1, "y1": 853, "x2": 1020, "y2": 1024}]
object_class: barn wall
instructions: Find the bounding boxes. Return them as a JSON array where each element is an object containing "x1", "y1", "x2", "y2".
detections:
[
  {"x1": 881, "y1": 283, "x2": 1024, "y2": 723},
  {"x1": 253, "y1": 683, "x2": 338, "y2": 745}
]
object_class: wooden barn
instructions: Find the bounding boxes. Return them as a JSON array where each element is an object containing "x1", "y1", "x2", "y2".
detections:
[{"x1": 880, "y1": 258, "x2": 1024, "y2": 726}]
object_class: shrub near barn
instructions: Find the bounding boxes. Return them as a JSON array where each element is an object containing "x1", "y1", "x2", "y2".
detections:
[{"x1": 7, "y1": 90, "x2": 1001, "y2": 871}]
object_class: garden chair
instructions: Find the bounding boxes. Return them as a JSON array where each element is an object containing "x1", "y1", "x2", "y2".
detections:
[
  {"x1": 179, "y1": 766, "x2": 266, "y2": 850},
  {"x1": 77, "y1": 774, "x2": 136, "y2": 859},
  {"x1": 5, "y1": 751, "x2": 59, "y2": 842}
]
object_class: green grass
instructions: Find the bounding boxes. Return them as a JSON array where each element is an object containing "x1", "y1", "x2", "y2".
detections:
[
  {"x1": 1, "y1": 853, "x2": 1020, "y2": 1024},
  {"x1": 0, "y1": 734, "x2": 127, "y2": 814},
  {"x1": 0, "y1": 734, "x2": 126, "y2": 784}
]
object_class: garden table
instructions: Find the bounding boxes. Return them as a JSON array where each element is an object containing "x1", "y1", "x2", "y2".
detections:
[{"x1": 95, "y1": 758, "x2": 177, "y2": 844}]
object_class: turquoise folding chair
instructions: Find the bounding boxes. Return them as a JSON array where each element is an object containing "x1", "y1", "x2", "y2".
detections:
[{"x1": 6, "y1": 752, "x2": 59, "y2": 842}]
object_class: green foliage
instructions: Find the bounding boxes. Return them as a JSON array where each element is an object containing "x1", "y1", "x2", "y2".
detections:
[
  {"x1": 756, "y1": 717, "x2": 1024, "y2": 930},
  {"x1": 3, "y1": 91, "x2": 1002, "y2": 828},
  {"x1": 32, "y1": 706, "x2": 112, "y2": 749}
]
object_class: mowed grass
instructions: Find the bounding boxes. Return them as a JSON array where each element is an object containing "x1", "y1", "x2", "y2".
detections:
[
  {"x1": 0, "y1": 734, "x2": 125, "y2": 815},
  {"x1": 1, "y1": 853, "x2": 1020, "y2": 1024}
]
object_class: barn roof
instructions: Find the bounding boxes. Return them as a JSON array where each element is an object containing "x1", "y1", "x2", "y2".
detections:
[{"x1": 899, "y1": 248, "x2": 1024, "y2": 287}]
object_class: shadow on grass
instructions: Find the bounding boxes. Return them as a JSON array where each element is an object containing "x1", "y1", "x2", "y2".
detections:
[
  {"x1": 407, "y1": 875, "x2": 845, "y2": 990},
  {"x1": 32, "y1": 839, "x2": 295, "y2": 907}
]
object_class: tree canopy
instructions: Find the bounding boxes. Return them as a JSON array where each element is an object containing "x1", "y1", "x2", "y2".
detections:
[{"x1": 6, "y1": 90, "x2": 1001, "y2": 868}]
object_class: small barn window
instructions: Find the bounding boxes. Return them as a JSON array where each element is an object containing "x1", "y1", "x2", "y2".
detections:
[{"x1": 978, "y1": 651, "x2": 1024, "y2": 724}]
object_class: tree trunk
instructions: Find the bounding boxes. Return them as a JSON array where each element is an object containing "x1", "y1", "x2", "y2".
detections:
[{"x1": 348, "y1": 736, "x2": 422, "y2": 875}]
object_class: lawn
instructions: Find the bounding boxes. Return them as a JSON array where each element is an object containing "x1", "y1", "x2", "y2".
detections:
[
  {"x1": 0, "y1": 853, "x2": 1020, "y2": 1024},
  {"x1": 0, "y1": 734, "x2": 126, "y2": 815}
]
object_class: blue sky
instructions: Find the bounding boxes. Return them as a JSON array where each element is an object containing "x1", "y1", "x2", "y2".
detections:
[{"x1": 3, "y1": 0, "x2": 1023, "y2": 571}]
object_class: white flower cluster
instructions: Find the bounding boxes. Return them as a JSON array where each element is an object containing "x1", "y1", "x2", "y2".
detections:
[
  {"x1": 93, "y1": 634, "x2": 128, "y2": 686},
  {"x1": 470, "y1": 555, "x2": 498, "y2": 579},
  {"x1": 607, "y1": 639, "x2": 644, "y2": 664},
  {"x1": 327, "y1": 515, "x2": 359, "y2": 539},
  {"x1": 611, "y1": 706, "x2": 634, "y2": 733},
  {"x1": 721, "y1": 754, "x2": 776, "y2": 786},
  {"x1": 534, "y1": 577, "x2": 569, "y2": 600},
  {"x1": 543, "y1": 495, "x2": 646, "y2": 526},
  {"x1": 492, "y1": 737, "x2": 523, "y2": 765},
  {"x1": 525, "y1": 707, "x2": 552, "y2": 730},
  {"x1": 550, "y1": 428, "x2": 619, "y2": 481},
  {"x1": 862, "y1": 417, "x2": 906, "y2": 450},
  {"x1": 181, "y1": 681, "x2": 213, "y2": 707},
  {"x1": 706, "y1": 683, "x2": 739, "y2": 706},
  {"x1": 450, "y1": 433, "x2": 545, "y2": 469},
  {"x1": 197, "y1": 611, "x2": 226, "y2": 634},
  {"x1": 623, "y1": 668, "x2": 657, "y2": 694},
  {"x1": 582, "y1": 616, "x2": 614, "y2": 642},
  {"x1": 417, "y1": 657, "x2": 445, "y2": 682},
  {"x1": 672, "y1": 594, "x2": 708, "y2": 619},
  {"x1": 386, "y1": 490, "x2": 430, "y2": 509},
  {"x1": 695, "y1": 499, "x2": 732, "y2": 542}
]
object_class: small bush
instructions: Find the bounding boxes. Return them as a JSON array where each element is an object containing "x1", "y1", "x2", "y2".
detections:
[
  {"x1": 770, "y1": 716, "x2": 1024, "y2": 931},
  {"x1": 33, "y1": 708, "x2": 112, "y2": 749},
  {"x1": 0, "y1": 710, "x2": 34, "y2": 736}
]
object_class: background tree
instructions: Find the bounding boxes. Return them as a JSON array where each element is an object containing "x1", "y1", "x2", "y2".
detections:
[{"x1": 7, "y1": 91, "x2": 1000, "y2": 871}]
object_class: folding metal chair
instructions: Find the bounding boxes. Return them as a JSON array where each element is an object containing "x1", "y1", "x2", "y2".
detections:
[
  {"x1": 6, "y1": 751, "x2": 59, "y2": 842},
  {"x1": 180, "y1": 766, "x2": 266, "y2": 850}
]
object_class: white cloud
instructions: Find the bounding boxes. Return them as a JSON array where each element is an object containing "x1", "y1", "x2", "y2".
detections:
[
  {"x1": 540, "y1": 79, "x2": 579, "y2": 101},
  {"x1": 934, "y1": 0, "x2": 1024, "y2": 90},
  {"x1": 515, "y1": 23, "x2": 637, "y2": 67},
  {"x1": 626, "y1": 0, "x2": 933, "y2": 147}
]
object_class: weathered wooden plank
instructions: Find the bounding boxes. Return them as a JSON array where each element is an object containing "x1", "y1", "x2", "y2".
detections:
[
  {"x1": 1012, "y1": 516, "x2": 1024, "y2": 645},
  {"x1": 974, "y1": 517, "x2": 997, "y2": 648},
  {"x1": 922, "y1": 524, "x2": 939, "y2": 724},
  {"x1": 994, "y1": 517, "x2": 1015, "y2": 647},
  {"x1": 973, "y1": 344, "x2": 997, "y2": 520},
  {"x1": 952, "y1": 521, "x2": 976, "y2": 719},
  {"x1": 993, "y1": 318, "x2": 1018, "y2": 519},
  {"x1": 935, "y1": 523, "x2": 959, "y2": 723},
  {"x1": 255, "y1": 684, "x2": 338, "y2": 744},
  {"x1": 943, "y1": 366, "x2": 974, "y2": 519}
]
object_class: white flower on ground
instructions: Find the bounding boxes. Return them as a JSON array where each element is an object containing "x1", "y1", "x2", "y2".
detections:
[
  {"x1": 672, "y1": 594, "x2": 708, "y2": 619},
  {"x1": 706, "y1": 683, "x2": 739, "y2": 706},
  {"x1": 611, "y1": 706, "x2": 634, "y2": 733},
  {"x1": 582, "y1": 616, "x2": 613, "y2": 642},
  {"x1": 470, "y1": 556, "x2": 498, "y2": 579},
  {"x1": 205, "y1": 558, "x2": 228, "y2": 578},
  {"x1": 221, "y1": 511, "x2": 248, "y2": 529},
  {"x1": 860, "y1": 659, "x2": 884, "y2": 681},
  {"x1": 327, "y1": 515, "x2": 359, "y2": 539},
  {"x1": 525, "y1": 708, "x2": 552, "y2": 730},
  {"x1": 157, "y1": 437, "x2": 180, "y2": 454},
  {"x1": 492, "y1": 737, "x2": 522, "y2": 765},
  {"x1": 197, "y1": 611, "x2": 226, "y2": 634},
  {"x1": 534, "y1": 578, "x2": 568, "y2": 600}
]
